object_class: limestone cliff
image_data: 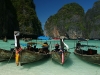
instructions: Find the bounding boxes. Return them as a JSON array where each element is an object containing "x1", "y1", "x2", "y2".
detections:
[
  {"x1": 44, "y1": 3, "x2": 85, "y2": 39},
  {"x1": 0, "y1": 0, "x2": 43, "y2": 39},
  {"x1": 45, "y1": 1, "x2": 100, "y2": 39}
]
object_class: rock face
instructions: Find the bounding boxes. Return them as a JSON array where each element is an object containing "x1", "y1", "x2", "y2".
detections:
[
  {"x1": 0, "y1": 0, "x2": 43, "y2": 39},
  {"x1": 44, "y1": 3, "x2": 85, "y2": 39},
  {"x1": 85, "y1": 1, "x2": 100, "y2": 39},
  {"x1": 0, "y1": 0, "x2": 19, "y2": 39},
  {"x1": 44, "y1": 1, "x2": 100, "y2": 39},
  {"x1": 11, "y1": 0, "x2": 43, "y2": 36}
]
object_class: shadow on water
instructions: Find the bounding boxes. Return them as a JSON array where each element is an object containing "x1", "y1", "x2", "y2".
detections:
[
  {"x1": 63, "y1": 57, "x2": 73, "y2": 68},
  {"x1": 81, "y1": 59, "x2": 100, "y2": 67},
  {"x1": 51, "y1": 57, "x2": 73, "y2": 68},
  {"x1": 74, "y1": 54, "x2": 100, "y2": 68},
  {"x1": 0, "y1": 59, "x2": 15, "y2": 66},
  {"x1": 0, "y1": 60, "x2": 8, "y2": 66},
  {"x1": 20, "y1": 57, "x2": 50, "y2": 69}
]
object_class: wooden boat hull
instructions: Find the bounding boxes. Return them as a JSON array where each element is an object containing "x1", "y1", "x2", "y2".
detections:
[
  {"x1": 51, "y1": 50, "x2": 70, "y2": 64},
  {"x1": 0, "y1": 49, "x2": 14, "y2": 61},
  {"x1": 74, "y1": 50, "x2": 100, "y2": 65},
  {"x1": 19, "y1": 50, "x2": 50, "y2": 64}
]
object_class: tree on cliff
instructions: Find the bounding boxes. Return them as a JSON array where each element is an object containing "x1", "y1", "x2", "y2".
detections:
[{"x1": 11, "y1": 0, "x2": 43, "y2": 36}]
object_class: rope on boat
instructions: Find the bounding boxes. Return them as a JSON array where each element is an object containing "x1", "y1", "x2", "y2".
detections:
[{"x1": 7, "y1": 48, "x2": 15, "y2": 63}]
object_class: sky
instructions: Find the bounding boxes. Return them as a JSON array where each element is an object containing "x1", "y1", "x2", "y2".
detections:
[{"x1": 34, "y1": 0, "x2": 98, "y2": 29}]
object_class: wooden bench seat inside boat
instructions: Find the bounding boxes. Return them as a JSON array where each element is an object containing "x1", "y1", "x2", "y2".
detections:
[
  {"x1": 77, "y1": 49, "x2": 97, "y2": 55},
  {"x1": 87, "y1": 49, "x2": 97, "y2": 55}
]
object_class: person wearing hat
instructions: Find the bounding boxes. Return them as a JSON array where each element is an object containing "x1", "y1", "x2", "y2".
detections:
[
  {"x1": 76, "y1": 41, "x2": 81, "y2": 50},
  {"x1": 55, "y1": 44, "x2": 60, "y2": 52},
  {"x1": 42, "y1": 42, "x2": 49, "y2": 54}
]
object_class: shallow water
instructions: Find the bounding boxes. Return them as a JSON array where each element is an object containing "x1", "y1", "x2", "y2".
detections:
[{"x1": 0, "y1": 40, "x2": 100, "y2": 75}]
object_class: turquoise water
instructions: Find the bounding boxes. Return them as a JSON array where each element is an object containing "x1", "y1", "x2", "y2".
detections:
[{"x1": 0, "y1": 40, "x2": 100, "y2": 75}]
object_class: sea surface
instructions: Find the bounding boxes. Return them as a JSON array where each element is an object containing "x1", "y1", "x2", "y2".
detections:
[{"x1": 0, "y1": 39, "x2": 100, "y2": 75}]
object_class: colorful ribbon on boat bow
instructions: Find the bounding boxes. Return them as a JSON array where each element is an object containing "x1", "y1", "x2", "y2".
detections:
[
  {"x1": 61, "y1": 52, "x2": 64, "y2": 64},
  {"x1": 15, "y1": 47, "x2": 22, "y2": 66}
]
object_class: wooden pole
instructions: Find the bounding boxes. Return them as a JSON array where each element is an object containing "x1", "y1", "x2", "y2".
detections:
[
  {"x1": 60, "y1": 39, "x2": 64, "y2": 50},
  {"x1": 14, "y1": 31, "x2": 20, "y2": 48},
  {"x1": 14, "y1": 31, "x2": 20, "y2": 66}
]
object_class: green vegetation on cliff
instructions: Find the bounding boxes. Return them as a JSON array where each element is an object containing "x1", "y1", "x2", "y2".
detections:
[
  {"x1": 85, "y1": 0, "x2": 100, "y2": 39},
  {"x1": 11, "y1": 0, "x2": 43, "y2": 35},
  {"x1": 0, "y1": 0, "x2": 43, "y2": 39},
  {"x1": 45, "y1": 1, "x2": 100, "y2": 39},
  {"x1": 45, "y1": 3, "x2": 85, "y2": 38}
]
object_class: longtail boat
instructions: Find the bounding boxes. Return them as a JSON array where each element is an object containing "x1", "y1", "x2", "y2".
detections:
[
  {"x1": 14, "y1": 31, "x2": 50, "y2": 66},
  {"x1": 74, "y1": 38, "x2": 100, "y2": 65},
  {"x1": 0, "y1": 48, "x2": 14, "y2": 61},
  {"x1": 19, "y1": 48, "x2": 50, "y2": 65},
  {"x1": 51, "y1": 38, "x2": 71, "y2": 65},
  {"x1": 19, "y1": 42, "x2": 50, "y2": 65}
]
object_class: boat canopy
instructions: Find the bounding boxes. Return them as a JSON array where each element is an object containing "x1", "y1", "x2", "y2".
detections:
[
  {"x1": 77, "y1": 38, "x2": 98, "y2": 48},
  {"x1": 37, "y1": 36, "x2": 50, "y2": 40}
]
